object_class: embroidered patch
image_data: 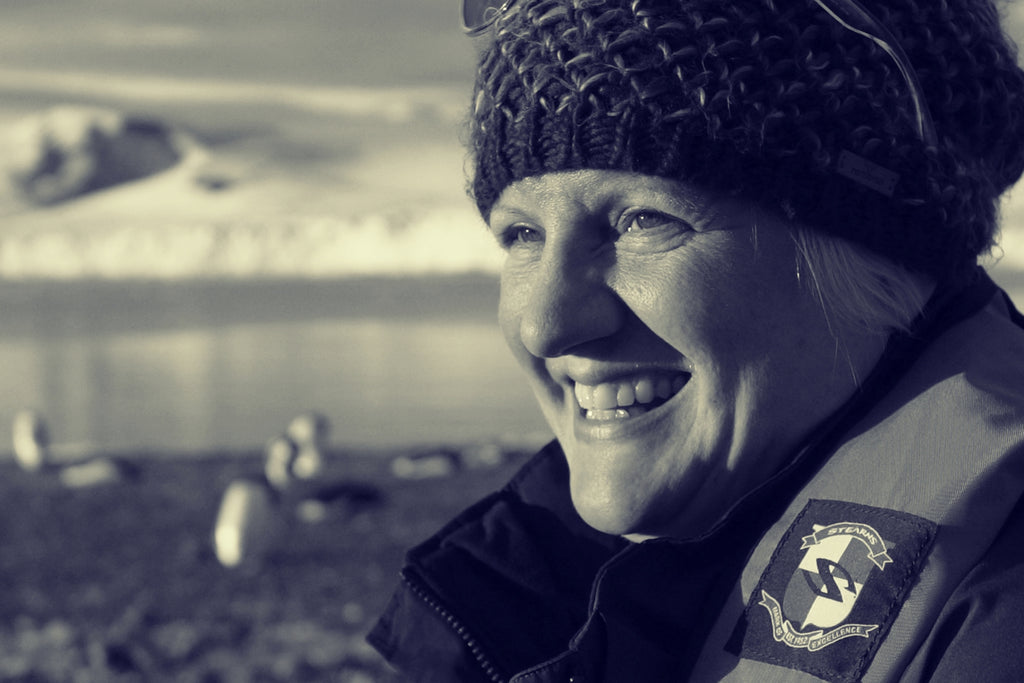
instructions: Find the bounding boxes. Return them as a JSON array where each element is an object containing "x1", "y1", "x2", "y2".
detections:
[{"x1": 727, "y1": 499, "x2": 936, "y2": 683}]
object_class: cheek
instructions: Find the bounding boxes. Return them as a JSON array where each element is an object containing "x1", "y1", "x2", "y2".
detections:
[
  {"x1": 497, "y1": 296, "x2": 516, "y2": 348},
  {"x1": 498, "y1": 269, "x2": 540, "y2": 373},
  {"x1": 618, "y1": 258, "x2": 738, "y2": 356},
  {"x1": 624, "y1": 247, "x2": 804, "y2": 385},
  {"x1": 497, "y1": 269, "x2": 523, "y2": 346}
]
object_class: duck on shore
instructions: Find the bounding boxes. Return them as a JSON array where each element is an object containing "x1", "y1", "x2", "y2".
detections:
[
  {"x1": 212, "y1": 475, "x2": 280, "y2": 570},
  {"x1": 213, "y1": 412, "x2": 384, "y2": 569},
  {"x1": 264, "y1": 428, "x2": 383, "y2": 524},
  {"x1": 12, "y1": 408, "x2": 49, "y2": 473},
  {"x1": 11, "y1": 409, "x2": 140, "y2": 487},
  {"x1": 389, "y1": 447, "x2": 464, "y2": 480},
  {"x1": 282, "y1": 412, "x2": 329, "y2": 481}
]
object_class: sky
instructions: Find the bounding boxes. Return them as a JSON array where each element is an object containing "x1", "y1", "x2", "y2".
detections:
[
  {"x1": 0, "y1": 0, "x2": 476, "y2": 88},
  {"x1": 0, "y1": 1, "x2": 1015, "y2": 89}
]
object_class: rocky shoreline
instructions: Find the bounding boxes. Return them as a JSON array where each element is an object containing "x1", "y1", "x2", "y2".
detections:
[{"x1": 0, "y1": 444, "x2": 532, "y2": 682}]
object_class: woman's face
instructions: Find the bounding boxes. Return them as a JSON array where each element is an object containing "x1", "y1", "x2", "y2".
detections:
[{"x1": 489, "y1": 170, "x2": 882, "y2": 539}]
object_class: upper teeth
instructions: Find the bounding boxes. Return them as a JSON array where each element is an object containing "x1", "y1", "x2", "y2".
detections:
[{"x1": 574, "y1": 375, "x2": 688, "y2": 411}]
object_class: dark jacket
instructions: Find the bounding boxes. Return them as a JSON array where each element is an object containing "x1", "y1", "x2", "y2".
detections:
[{"x1": 369, "y1": 273, "x2": 1024, "y2": 682}]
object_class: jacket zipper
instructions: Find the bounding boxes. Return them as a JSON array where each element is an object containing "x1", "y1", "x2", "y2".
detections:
[{"x1": 401, "y1": 568, "x2": 507, "y2": 683}]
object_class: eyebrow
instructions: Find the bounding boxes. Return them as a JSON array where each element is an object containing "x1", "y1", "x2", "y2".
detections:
[
  {"x1": 624, "y1": 183, "x2": 711, "y2": 222},
  {"x1": 489, "y1": 175, "x2": 718, "y2": 225},
  {"x1": 664, "y1": 193, "x2": 706, "y2": 219}
]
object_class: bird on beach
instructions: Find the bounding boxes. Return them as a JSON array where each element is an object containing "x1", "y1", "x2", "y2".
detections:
[
  {"x1": 283, "y1": 411, "x2": 330, "y2": 480},
  {"x1": 10, "y1": 408, "x2": 140, "y2": 487},
  {"x1": 263, "y1": 431, "x2": 383, "y2": 524},
  {"x1": 213, "y1": 436, "x2": 295, "y2": 571},
  {"x1": 213, "y1": 413, "x2": 384, "y2": 569},
  {"x1": 212, "y1": 475, "x2": 281, "y2": 570},
  {"x1": 12, "y1": 408, "x2": 50, "y2": 473},
  {"x1": 389, "y1": 447, "x2": 464, "y2": 480}
]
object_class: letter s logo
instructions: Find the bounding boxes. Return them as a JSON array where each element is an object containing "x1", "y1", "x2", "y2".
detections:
[{"x1": 802, "y1": 558, "x2": 857, "y2": 603}]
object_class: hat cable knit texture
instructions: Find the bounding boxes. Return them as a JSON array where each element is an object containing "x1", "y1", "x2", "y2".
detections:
[{"x1": 468, "y1": 0, "x2": 1024, "y2": 280}]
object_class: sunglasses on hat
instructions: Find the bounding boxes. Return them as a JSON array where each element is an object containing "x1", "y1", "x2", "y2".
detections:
[
  {"x1": 460, "y1": 0, "x2": 935, "y2": 146},
  {"x1": 462, "y1": 0, "x2": 515, "y2": 35}
]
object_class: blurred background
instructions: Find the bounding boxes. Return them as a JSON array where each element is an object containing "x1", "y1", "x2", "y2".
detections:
[
  {"x1": 0, "y1": 4, "x2": 555, "y2": 681},
  {"x1": 0, "y1": 0, "x2": 556, "y2": 455},
  {"x1": 0, "y1": 1, "x2": 1020, "y2": 455},
  {"x1": 1, "y1": 2, "x2": 1024, "y2": 682}
]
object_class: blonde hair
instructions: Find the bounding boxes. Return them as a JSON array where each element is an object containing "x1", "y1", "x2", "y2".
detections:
[{"x1": 791, "y1": 227, "x2": 934, "y2": 339}]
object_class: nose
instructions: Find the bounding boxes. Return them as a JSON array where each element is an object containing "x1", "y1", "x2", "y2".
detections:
[{"x1": 515, "y1": 252, "x2": 624, "y2": 358}]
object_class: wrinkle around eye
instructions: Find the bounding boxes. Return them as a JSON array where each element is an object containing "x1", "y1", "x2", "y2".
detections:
[{"x1": 615, "y1": 209, "x2": 695, "y2": 253}]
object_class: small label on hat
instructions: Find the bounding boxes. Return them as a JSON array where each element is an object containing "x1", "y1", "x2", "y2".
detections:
[{"x1": 836, "y1": 151, "x2": 899, "y2": 197}]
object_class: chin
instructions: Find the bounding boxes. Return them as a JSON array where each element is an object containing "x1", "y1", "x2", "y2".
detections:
[
  {"x1": 561, "y1": 433, "x2": 700, "y2": 539},
  {"x1": 567, "y1": 479, "x2": 655, "y2": 537},
  {"x1": 575, "y1": 506, "x2": 637, "y2": 537}
]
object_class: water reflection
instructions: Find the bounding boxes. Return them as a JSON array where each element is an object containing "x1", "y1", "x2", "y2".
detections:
[{"x1": 1, "y1": 316, "x2": 548, "y2": 455}]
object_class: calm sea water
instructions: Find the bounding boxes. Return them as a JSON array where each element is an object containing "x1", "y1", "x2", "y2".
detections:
[{"x1": 0, "y1": 277, "x2": 550, "y2": 455}]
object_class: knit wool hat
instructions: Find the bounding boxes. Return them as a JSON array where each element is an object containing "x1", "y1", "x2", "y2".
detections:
[{"x1": 468, "y1": 0, "x2": 1024, "y2": 281}]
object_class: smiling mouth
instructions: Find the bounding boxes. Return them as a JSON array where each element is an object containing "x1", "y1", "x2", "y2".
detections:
[{"x1": 574, "y1": 373, "x2": 690, "y2": 420}]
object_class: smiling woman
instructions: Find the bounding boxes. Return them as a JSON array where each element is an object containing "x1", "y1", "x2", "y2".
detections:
[
  {"x1": 489, "y1": 170, "x2": 895, "y2": 540},
  {"x1": 369, "y1": 1, "x2": 1024, "y2": 681}
]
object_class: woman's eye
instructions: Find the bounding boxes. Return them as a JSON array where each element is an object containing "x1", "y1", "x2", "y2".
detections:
[
  {"x1": 621, "y1": 210, "x2": 687, "y2": 234},
  {"x1": 613, "y1": 209, "x2": 695, "y2": 253},
  {"x1": 497, "y1": 225, "x2": 543, "y2": 249}
]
